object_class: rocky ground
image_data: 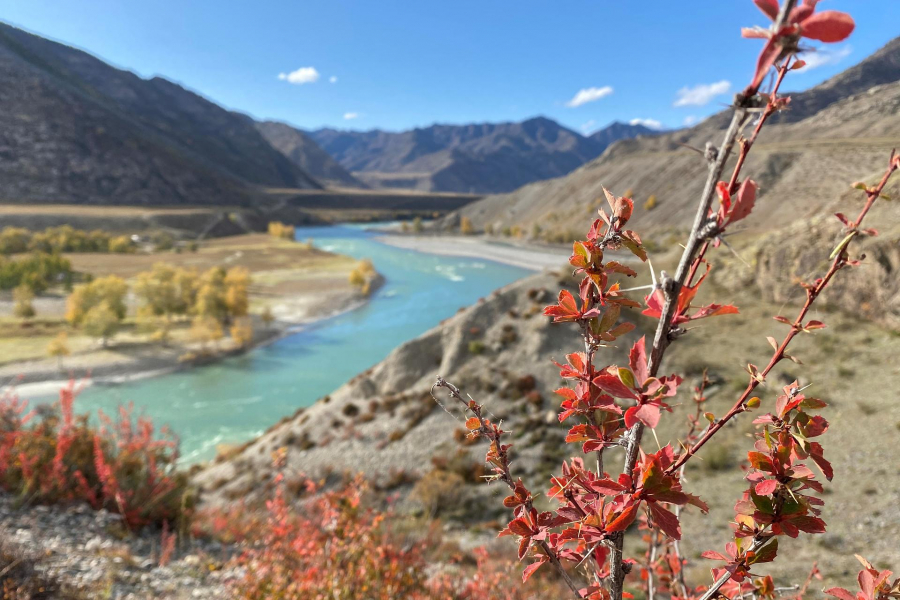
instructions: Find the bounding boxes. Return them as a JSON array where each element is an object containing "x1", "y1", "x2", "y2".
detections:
[{"x1": 0, "y1": 496, "x2": 239, "y2": 599}]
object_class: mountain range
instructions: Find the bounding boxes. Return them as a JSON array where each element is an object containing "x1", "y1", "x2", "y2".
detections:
[
  {"x1": 306, "y1": 119, "x2": 657, "y2": 194},
  {"x1": 0, "y1": 22, "x2": 322, "y2": 206},
  {"x1": 1, "y1": 20, "x2": 895, "y2": 215},
  {"x1": 449, "y1": 36, "x2": 900, "y2": 239},
  {"x1": 0, "y1": 21, "x2": 660, "y2": 205}
]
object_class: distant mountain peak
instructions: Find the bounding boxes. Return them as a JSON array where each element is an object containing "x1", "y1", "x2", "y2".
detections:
[{"x1": 307, "y1": 116, "x2": 658, "y2": 194}]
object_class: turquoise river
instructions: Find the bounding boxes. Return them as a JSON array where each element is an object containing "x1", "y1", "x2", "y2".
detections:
[{"x1": 73, "y1": 224, "x2": 531, "y2": 462}]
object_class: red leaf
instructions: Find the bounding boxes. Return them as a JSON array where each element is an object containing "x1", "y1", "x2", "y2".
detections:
[
  {"x1": 626, "y1": 404, "x2": 661, "y2": 429},
  {"x1": 593, "y1": 374, "x2": 637, "y2": 399},
  {"x1": 629, "y1": 337, "x2": 648, "y2": 387},
  {"x1": 753, "y1": 0, "x2": 779, "y2": 20},
  {"x1": 727, "y1": 180, "x2": 757, "y2": 225},
  {"x1": 648, "y1": 502, "x2": 681, "y2": 540},
  {"x1": 522, "y1": 556, "x2": 548, "y2": 582},
  {"x1": 824, "y1": 588, "x2": 857, "y2": 600},
  {"x1": 701, "y1": 550, "x2": 728, "y2": 561},
  {"x1": 754, "y1": 479, "x2": 778, "y2": 496},
  {"x1": 603, "y1": 187, "x2": 634, "y2": 225},
  {"x1": 801, "y1": 11, "x2": 855, "y2": 43},
  {"x1": 606, "y1": 502, "x2": 640, "y2": 533},
  {"x1": 751, "y1": 37, "x2": 781, "y2": 90}
]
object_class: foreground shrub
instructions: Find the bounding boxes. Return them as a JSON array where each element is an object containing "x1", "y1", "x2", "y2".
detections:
[
  {"x1": 0, "y1": 382, "x2": 188, "y2": 529},
  {"x1": 432, "y1": 2, "x2": 900, "y2": 599},
  {"x1": 205, "y1": 459, "x2": 566, "y2": 600}
]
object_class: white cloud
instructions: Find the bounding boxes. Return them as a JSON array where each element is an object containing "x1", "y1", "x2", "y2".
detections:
[
  {"x1": 683, "y1": 115, "x2": 699, "y2": 127},
  {"x1": 343, "y1": 112, "x2": 360, "y2": 120},
  {"x1": 800, "y1": 45, "x2": 852, "y2": 70},
  {"x1": 566, "y1": 86, "x2": 614, "y2": 108},
  {"x1": 580, "y1": 119, "x2": 597, "y2": 134},
  {"x1": 629, "y1": 118, "x2": 663, "y2": 130},
  {"x1": 329, "y1": 75, "x2": 338, "y2": 84},
  {"x1": 277, "y1": 67, "x2": 320, "y2": 85},
  {"x1": 673, "y1": 80, "x2": 731, "y2": 107}
]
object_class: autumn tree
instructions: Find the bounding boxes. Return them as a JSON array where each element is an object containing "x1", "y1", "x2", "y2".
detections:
[
  {"x1": 82, "y1": 302, "x2": 121, "y2": 347},
  {"x1": 108, "y1": 235, "x2": 135, "y2": 253},
  {"x1": 268, "y1": 221, "x2": 296, "y2": 240},
  {"x1": 190, "y1": 315, "x2": 224, "y2": 350},
  {"x1": 225, "y1": 267, "x2": 250, "y2": 319},
  {"x1": 460, "y1": 216, "x2": 475, "y2": 235},
  {"x1": 0, "y1": 227, "x2": 30, "y2": 255},
  {"x1": 66, "y1": 276, "x2": 127, "y2": 326},
  {"x1": 47, "y1": 331, "x2": 70, "y2": 369},
  {"x1": 12, "y1": 284, "x2": 35, "y2": 319},
  {"x1": 135, "y1": 263, "x2": 198, "y2": 342},
  {"x1": 230, "y1": 317, "x2": 254, "y2": 348},
  {"x1": 66, "y1": 275, "x2": 128, "y2": 346}
]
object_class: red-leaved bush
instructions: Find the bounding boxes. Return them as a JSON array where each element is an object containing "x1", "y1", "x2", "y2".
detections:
[
  {"x1": 434, "y1": 2, "x2": 900, "y2": 599},
  {"x1": 0, "y1": 381, "x2": 187, "y2": 529},
  {"x1": 214, "y1": 452, "x2": 569, "y2": 600}
]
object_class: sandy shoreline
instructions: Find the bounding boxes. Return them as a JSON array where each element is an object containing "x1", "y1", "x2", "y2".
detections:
[{"x1": 374, "y1": 234, "x2": 569, "y2": 271}]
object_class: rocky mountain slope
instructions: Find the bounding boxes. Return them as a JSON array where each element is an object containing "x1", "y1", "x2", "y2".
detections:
[
  {"x1": 0, "y1": 22, "x2": 321, "y2": 206},
  {"x1": 256, "y1": 120, "x2": 366, "y2": 189},
  {"x1": 449, "y1": 37, "x2": 900, "y2": 239},
  {"x1": 307, "y1": 119, "x2": 657, "y2": 194}
]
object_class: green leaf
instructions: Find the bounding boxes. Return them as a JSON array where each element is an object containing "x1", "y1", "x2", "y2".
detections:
[
  {"x1": 830, "y1": 231, "x2": 857, "y2": 259},
  {"x1": 597, "y1": 304, "x2": 621, "y2": 333},
  {"x1": 618, "y1": 368, "x2": 636, "y2": 390},
  {"x1": 750, "y1": 538, "x2": 779, "y2": 564}
]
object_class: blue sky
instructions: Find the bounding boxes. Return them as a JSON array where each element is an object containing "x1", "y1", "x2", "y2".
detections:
[{"x1": 3, "y1": 1, "x2": 897, "y2": 134}]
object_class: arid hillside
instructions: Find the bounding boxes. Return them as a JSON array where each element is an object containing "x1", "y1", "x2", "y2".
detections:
[{"x1": 0, "y1": 22, "x2": 321, "y2": 206}]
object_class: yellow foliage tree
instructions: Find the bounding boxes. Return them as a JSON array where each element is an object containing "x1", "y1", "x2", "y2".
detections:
[
  {"x1": 460, "y1": 216, "x2": 474, "y2": 235},
  {"x1": 644, "y1": 195, "x2": 658, "y2": 211},
  {"x1": 82, "y1": 302, "x2": 120, "y2": 346},
  {"x1": 108, "y1": 235, "x2": 135, "y2": 253},
  {"x1": 13, "y1": 284, "x2": 35, "y2": 319},
  {"x1": 47, "y1": 331, "x2": 70, "y2": 369},
  {"x1": 190, "y1": 315, "x2": 224, "y2": 350},
  {"x1": 0, "y1": 227, "x2": 30, "y2": 254},
  {"x1": 66, "y1": 275, "x2": 127, "y2": 326},
  {"x1": 224, "y1": 267, "x2": 250, "y2": 318},
  {"x1": 230, "y1": 317, "x2": 254, "y2": 348},
  {"x1": 194, "y1": 268, "x2": 229, "y2": 324},
  {"x1": 268, "y1": 222, "x2": 296, "y2": 240}
]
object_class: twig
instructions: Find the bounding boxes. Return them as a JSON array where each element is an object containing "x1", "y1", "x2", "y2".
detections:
[
  {"x1": 431, "y1": 377, "x2": 583, "y2": 598},
  {"x1": 665, "y1": 152, "x2": 898, "y2": 475}
]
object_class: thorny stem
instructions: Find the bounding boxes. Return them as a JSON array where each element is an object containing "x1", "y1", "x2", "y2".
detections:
[
  {"x1": 431, "y1": 377, "x2": 583, "y2": 598},
  {"x1": 665, "y1": 153, "x2": 898, "y2": 476},
  {"x1": 611, "y1": 4, "x2": 800, "y2": 596}
]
